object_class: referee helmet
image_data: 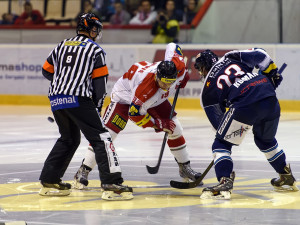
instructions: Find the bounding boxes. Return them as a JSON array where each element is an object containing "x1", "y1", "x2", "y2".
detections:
[{"x1": 76, "y1": 13, "x2": 103, "y2": 36}]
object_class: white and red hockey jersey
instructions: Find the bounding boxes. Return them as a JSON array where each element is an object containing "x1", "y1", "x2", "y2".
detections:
[{"x1": 110, "y1": 43, "x2": 187, "y2": 128}]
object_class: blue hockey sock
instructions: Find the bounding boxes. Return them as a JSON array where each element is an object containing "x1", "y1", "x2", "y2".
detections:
[
  {"x1": 212, "y1": 138, "x2": 233, "y2": 181},
  {"x1": 256, "y1": 139, "x2": 286, "y2": 174}
]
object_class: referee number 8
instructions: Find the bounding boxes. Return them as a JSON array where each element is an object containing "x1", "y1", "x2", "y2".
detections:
[{"x1": 66, "y1": 55, "x2": 72, "y2": 63}]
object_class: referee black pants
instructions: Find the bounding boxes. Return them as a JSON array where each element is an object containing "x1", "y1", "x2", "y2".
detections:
[{"x1": 39, "y1": 97, "x2": 124, "y2": 184}]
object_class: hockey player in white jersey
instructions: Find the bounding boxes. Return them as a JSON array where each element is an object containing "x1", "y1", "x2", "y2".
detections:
[{"x1": 73, "y1": 43, "x2": 202, "y2": 189}]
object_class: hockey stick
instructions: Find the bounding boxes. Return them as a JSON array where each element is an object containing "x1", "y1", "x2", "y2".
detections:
[
  {"x1": 278, "y1": 63, "x2": 287, "y2": 74},
  {"x1": 146, "y1": 86, "x2": 181, "y2": 174},
  {"x1": 170, "y1": 159, "x2": 214, "y2": 189}
]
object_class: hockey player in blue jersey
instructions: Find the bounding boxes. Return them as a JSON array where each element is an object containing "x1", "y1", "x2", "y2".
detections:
[{"x1": 194, "y1": 48, "x2": 298, "y2": 200}]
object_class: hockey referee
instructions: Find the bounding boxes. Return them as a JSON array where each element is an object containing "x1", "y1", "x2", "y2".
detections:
[{"x1": 39, "y1": 13, "x2": 133, "y2": 200}]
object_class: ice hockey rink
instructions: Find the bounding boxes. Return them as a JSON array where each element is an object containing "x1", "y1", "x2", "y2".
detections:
[{"x1": 0, "y1": 105, "x2": 299, "y2": 225}]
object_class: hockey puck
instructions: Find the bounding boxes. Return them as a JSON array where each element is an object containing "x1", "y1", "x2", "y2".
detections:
[{"x1": 47, "y1": 117, "x2": 55, "y2": 123}]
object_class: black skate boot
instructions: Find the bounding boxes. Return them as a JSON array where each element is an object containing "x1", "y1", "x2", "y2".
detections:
[
  {"x1": 101, "y1": 183, "x2": 133, "y2": 201},
  {"x1": 178, "y1": 161, "x2": 203, "y2": 185},
  {"x1": 73, "y1": 161, "x2": 91, "y2": 189},
  {"x1": 39, "y1": 181, "x2": 71, "y2": 196},
  {"x1": 271, "y1": 164, "x2": 299, "y2": 192},
  {"x1": 201, "y1": 171, "x2": 235, "y2": 200}
]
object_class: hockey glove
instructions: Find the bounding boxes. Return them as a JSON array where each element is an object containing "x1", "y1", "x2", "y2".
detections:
[
  {"x1": 261, "y1": 62, "x2": 283, "y2": 88},
  {"x1": 260, "y1": 68, "x2": 283, "y2": 89},
  {"x1": 154, "y1": 118, "x2": 176, "y2": 134},
  {"x1": 178, "y1": 73, "x2": 190, "y2": 89},
  {"x1": 271, "y1": 74, "x2": 283, "y2": 88}
]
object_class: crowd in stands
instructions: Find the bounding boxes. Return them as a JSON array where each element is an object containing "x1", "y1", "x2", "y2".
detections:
[{"x1": 0, "y1": 0, "x2": 202, "y2": 43}]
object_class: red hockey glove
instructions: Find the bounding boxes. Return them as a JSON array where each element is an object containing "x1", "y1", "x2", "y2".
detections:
[
  {"x1": 178, "y1": 73, "x2": 190, "y2": 89},
  {"x1": 154, "y1": 118, "x2": 176, "y2": 134}
]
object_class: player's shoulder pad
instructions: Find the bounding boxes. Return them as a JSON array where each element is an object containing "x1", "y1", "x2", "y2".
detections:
[{"x1": 224, "y1": 50, "x2": 240, "y2": 61}]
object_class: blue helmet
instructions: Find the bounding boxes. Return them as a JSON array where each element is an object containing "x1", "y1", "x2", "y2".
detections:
[{"x1": 194, "y1": 50, "x2": 218, "y2": 72}]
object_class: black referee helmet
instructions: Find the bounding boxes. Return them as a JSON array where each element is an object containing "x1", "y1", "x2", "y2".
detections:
[{"x1": 76, "y1": 13, "x2": 103, "y2": 35}]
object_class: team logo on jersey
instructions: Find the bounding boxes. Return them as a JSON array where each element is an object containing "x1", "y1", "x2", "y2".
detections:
[
  {"x1": 129, "y1": 104, "x2": 140, "y2": 116},
  {"x1": 64, "y1": 41, "x2": 87, "y2": 47},
  {"x1": 111, "y1": 114, "x2": 127, "y2": 130},
  {"x1": 175, "y1": 45, "x2": 183, "y2": 56}
]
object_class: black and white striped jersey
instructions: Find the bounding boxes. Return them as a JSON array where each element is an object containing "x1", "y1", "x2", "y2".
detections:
[{"x1": 42, "y1": 34, "x2": 109, "y2": 98}]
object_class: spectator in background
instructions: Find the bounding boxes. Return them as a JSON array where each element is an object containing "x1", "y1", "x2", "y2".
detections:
[
  {"x1": 125, "y1": 0, "x2": 140, "y2": 18},
  {"x1": 184, "y1": 0, "x2": 198, "y2": 25},
  {"x1": 165, "y1": 0, "x2": 183, "y2": 22},
  {"x1": 109, "y1": 1, "x2": 131, "y2": 25},
  {"x1": 129, "y1": 0, "x2": 157, "y2": 25},
  {"x1": 71, "y1": 0, "x2": 102, "y2": 27},
  {"x1": 151, "y1": 9, "x2": 179, "y2": 43},
  {"x1": 1, "y1": 12, "x2": 19, "y2": 25},
  {"x1": 14, "y1": 2, "x2": 45, "y2": 25},
  {"x1": 97, "y1": 0, "x2": 124, "y2": 22}
]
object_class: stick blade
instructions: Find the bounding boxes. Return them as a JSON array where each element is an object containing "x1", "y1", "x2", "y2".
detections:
[
  {"x1": 170, "y1": 180, "x2": 198, "y2": 189},
  {"x1": 170, "y1": 160, "x2": 214, "y2": 189},
  {"x1": 146, "y1": 165, "x2": 159, "y2": 174}
]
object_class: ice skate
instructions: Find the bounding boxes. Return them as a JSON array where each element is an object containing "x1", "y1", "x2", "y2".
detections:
[
  {"x1": 200, "y1": 171, "x2": 235, "y2": 200},
  {"x1": 39, "y1": 181, "x2": 71, "y2": 196},
  {"x1": 271, "y1": 164, "x2": 299, "y2": 192},
  {"x1": 73, "y1": 162, "x2": 90, "y2": 189},
  {"x1": 178, "y1": 161, "x2": 203, "y2": 185},
  {"x1": 101, "y1": 183, "x2": 133, "y2": 201}
]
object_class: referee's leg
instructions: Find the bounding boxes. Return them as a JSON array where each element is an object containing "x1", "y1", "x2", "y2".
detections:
[
  {"x1": 40, "y1": 109, "x2": 81, "y2": 183},
  {"x1": 69, "y1": 98, "x2": 124, "y2": 184}
]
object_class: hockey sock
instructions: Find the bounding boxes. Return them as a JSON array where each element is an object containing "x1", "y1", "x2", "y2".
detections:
[
  {"x1": 83, "y1": 146, "x2": 97, "y2": 170},
  {"x1": 168, "y1": 136, "x2": 189, "y2": 163},
  {"x1": 255, "y1": 138, "x2": 286, "y2": 174},
  {"x1": 212, "y1": 139, "x2": 233, "y2": 181}
]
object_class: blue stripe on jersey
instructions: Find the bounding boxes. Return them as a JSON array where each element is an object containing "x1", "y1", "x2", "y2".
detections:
[{"x1": 88, "y1": 39, "x2": 106, "y2": 55}]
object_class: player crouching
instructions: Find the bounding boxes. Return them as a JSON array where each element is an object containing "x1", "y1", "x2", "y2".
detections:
[{"x1": 194, "y1": 48, "x2": 298, "y2": 200}]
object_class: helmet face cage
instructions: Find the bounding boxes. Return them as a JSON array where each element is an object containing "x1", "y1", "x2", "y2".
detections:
[
  {"x1": 156, "y1": 61, "x2": 178, "y2": 84},
  {"x1": 194, "y1": 49, "x2": 218, "y2": 72},
  {"x1": 77, "y1": 13, "x2": 103, "y2": 36}
]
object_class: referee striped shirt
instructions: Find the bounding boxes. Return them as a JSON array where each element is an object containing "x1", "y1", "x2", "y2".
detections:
[{"x1": 42, "y1": 34, "x2": 108, "y2": 98}]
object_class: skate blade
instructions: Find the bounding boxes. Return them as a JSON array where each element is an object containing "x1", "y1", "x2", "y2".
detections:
[
  {"x1": 200, "y1": 191, "x2": 231, "y2": 200},
  {"x1": 273, "y1": 184, "x2": 299, "y2": 192},
  {"x1": 72, "y1": 180, "x2": 87, "y2": 190},
  {"x1": 39, "y1": 187, "x2": 70, "y2": 196},
  {"x1": 101, "y1": 191, "x2": 133, "y2": 201}
]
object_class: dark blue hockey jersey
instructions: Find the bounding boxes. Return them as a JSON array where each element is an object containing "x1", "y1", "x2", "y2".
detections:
[{"x1": 200, "y1": 48, "x2": 277, "y2": 130}]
